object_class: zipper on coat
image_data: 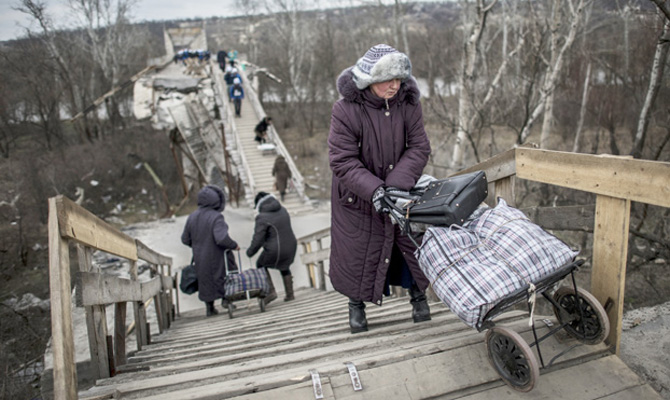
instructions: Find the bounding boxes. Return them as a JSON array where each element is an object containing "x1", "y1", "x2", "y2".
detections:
[{"x1": 384, "y1": 99, "x2": 390, "y2": 116}]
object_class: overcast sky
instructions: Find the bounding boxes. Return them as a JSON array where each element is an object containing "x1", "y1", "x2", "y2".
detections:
[{"x1": 1, "y1": 0, "x2": 430, "y2": 42}]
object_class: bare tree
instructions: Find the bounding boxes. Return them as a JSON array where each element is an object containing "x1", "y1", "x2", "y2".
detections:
[
  {"x1": 632, "y1": 17, "x2": 670, "y2": 158},
  {"x1": 519, "y1": 0, "x2": 591, "y2": 149}
]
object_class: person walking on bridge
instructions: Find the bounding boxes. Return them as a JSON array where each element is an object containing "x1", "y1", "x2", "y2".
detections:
[
  {"x1": 328, "y1": 44, "x2": 433, "y2": 334},
  {"x1": 272, "y1": 155, "x2": 292, "y2": 201},
  {"x1": 230, "y1": 77, "x2": 245, "y2": 117},
  {"x1": 246, "y1": 192, "x2": 298, "y2": 302},
  {"x1": 181, "y1": 185, "x2": 240, "y2": 317}
]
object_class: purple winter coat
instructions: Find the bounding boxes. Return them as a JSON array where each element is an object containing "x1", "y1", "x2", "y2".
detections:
[
  {"x1": 328, "y1": 68, "x2": 432, "y2": 305},
  {"x1": 181, "y1": 185, "x2": 238, "y2": 302}
]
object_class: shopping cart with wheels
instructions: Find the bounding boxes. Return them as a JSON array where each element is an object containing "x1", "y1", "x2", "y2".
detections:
[
  {"x1": 223, "y1": 249, "x2": 269, "y2": 319},
  {"x1": 384, "y1": 187, "x2": 610, "y2": 392}
]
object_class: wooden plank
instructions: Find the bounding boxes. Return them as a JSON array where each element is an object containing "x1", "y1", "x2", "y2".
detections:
[
  {"x1": 521, "y1": 204, "x2": 595, "y2": 232},
  {"x1": 457, "y1": 355, "x2": 659, "y2": 399},
  {"x1": 515, "y1": 148, "x2": 670, "y2": 208},
  {"x1": 591, "y1": 195, "x2": 630, "y2": 355},
  {"x1": 77, "y1": 271, "x2": 142, "y2": 305},
  {"x1": 599, "y1": 383, "x2": 663, "y2": 399},
  {"x1": 453, "y1": 147, "x2": 516, "y2": 182},
  {"x1": 229, "y1": 379, "x2": 336, "y2": 400},
  {"x1": 48, "y1": 197, "x2": 78, "y2": 399},
  {"x1": 300, "y1": 248, "x2": 330, "y2": 265},
  {"x1": 298, "y1": 227, "x2": 331, "y2": 244},
  {"x1": 136, "y1": 239, "x2": 172, "y2": 265},
  {"x1": 55, "y1": 195, "x2": 137, "y2": 261},
  {"x1": 141, "y1": 277, "x2": 163, "y2": 302}
]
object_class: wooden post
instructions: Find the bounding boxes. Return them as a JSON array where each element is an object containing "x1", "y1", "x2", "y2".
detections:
[
  {"x1": 77, "y1": 245, "x2": 111, "y2": 380},
  {"x1": 494, "y1": 176, "x2": 516, "y2": 207},
  {"x1": 48, "y1": 197, "x2": 78, "y2": 399},
  {"x1": 316, "y1": 238, "x2": 326, "y2": 291},
  {"x1": 591, "y1": 194, "x2": 631, "y2": 355},
  {"x1": 130, "y1": 260, "x2": 145, "y2": 351},
  {"x1": 114, "y1": 302, "x2": 127, "y2": 367},
  {"x1": 302, "y1": 242, "x2": 316, "y2": 288},
  {"x1": 154, "y1": 293, "x2": 164, "y2": 334}
]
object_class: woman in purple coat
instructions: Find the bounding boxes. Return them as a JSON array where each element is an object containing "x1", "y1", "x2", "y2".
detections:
[
  {"x1": 328, "y1": 44, "x2": 433, "y2": 334},
  {"x1": 181, "y1": 185, "x2": 239, "y2": 317}
]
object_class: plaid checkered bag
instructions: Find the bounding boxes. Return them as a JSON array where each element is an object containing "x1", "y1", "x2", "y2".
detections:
[
  {"x1": 416, "y1": 198, "x2": 578, "y2": 329},
  {"x1": 224, "y1": 268, "x2": 270, "y2": 299}
]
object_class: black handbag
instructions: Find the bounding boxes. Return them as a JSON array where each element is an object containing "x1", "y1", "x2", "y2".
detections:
[
  {"x1": 179, "y1": 262, "x2": 198, "y2": 295},
  {"x1": 403, "y1": 171, "x2": 488, "y2": 226}
]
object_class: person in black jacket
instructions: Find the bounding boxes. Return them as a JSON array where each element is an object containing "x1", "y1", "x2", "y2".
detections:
[
  {"x1": 254, "y1": 116, "x2": 272, "y2": 144},
  {"x1": 246, "y1": 192, "x2": 298, "y2": 302}
]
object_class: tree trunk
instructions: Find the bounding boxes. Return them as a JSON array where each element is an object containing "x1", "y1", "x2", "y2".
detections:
[
  {"x1": 572, "y1": 61, "x2": 591, "y2": 153},
  {"x1": 631, "y1": 21, "x2": 670, "y2": 159}
]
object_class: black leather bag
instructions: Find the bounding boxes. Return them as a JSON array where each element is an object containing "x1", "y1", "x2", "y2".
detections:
[
  {"x1": 179, "y1": 263, "x2": 198, "y2": 295},
  {"x1": 405, "y1": 171, "x2": 488, "y2": 226}
]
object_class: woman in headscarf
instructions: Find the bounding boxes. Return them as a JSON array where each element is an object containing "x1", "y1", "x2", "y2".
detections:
[
  {"x1": 181, "y1": 185, "x2": 239, "y2": 316},
  {"x1": 328, "y1": 44, "x2": 432, "y2": 333}
]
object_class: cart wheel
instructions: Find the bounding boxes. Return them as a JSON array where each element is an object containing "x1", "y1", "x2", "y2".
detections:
[
  {"x1": 552, "y1": 286, "x2": 610, "y2": 345},
  {"x1": 485, "y1": 326, "x2": 540, "y2": 392},
  {"x1": 259, "y1": 298, "x2": 266, "y2": 312},
  {"x1": 227, "y1": 303, "x2": 234, "y2": 319}
]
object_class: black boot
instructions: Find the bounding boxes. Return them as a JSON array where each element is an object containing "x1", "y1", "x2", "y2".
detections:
[
  {"x1": 348, "y1": 298, "x2": 368, "y2": 334},
  {"x1": 206, "y1": 301, "x2": 218, "y2": 317},
  {"x1": 409, "y1": 284, "x2": 431, "y2": 323},
  {"x1": 263, "y1": 268, "x2": 278, "y2": 304},
  {"x1": 282, "y1": 274, "x2": 295, "y2": 301}
]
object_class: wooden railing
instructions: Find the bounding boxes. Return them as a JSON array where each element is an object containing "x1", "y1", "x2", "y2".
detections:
[
  {"x1": 296, "y1": 147, "x2": 670, "y2": 357},
  {"x1": 298, "y1": 227, "x2": 331, "y2": 291},
  {"x1": 457, "y1": 147, "x2": 670, "y2": 355},
  {"x1": 48, "y1": 195, "x2": 176, "y2": 399}
]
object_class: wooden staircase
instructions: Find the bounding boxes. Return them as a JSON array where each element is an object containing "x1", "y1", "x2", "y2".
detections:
[
  {"x1": 77, "y1": 288, "x2": 659, "y2": 400},
  {"x1": 221, "y1": 76, "x2": 314, "y2": 215}
]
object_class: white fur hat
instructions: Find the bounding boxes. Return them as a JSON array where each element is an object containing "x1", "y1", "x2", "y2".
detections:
[{"x1": 351, "y1": 44, "x2": 411, "y2": 90}]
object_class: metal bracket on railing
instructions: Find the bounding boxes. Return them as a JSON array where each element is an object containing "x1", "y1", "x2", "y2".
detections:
[
  {"x1": 344, "y1": 362, "x2": 363, "y2": 391},
  {"x1": 309, "y1": 369, "x2": 324, "y2": 399}
]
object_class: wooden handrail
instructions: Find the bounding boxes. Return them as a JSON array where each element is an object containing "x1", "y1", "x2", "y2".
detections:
[{"x1": 48, "y1": 195, "x2": 175, "y2": 399}]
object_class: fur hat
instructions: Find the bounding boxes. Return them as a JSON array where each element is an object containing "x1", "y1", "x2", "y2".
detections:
[{"x1": 351, "y1": 44, "x2": 411, "y2": 90}]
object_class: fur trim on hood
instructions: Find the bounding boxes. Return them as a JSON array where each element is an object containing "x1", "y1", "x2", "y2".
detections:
[{"x1": 336, "y1": 67, "x2": 420, "y2": 106}]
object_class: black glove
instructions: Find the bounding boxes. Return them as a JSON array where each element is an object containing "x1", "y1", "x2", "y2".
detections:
[{"x1": 371, "y1": 186, "x2": 388, "y2": 214}]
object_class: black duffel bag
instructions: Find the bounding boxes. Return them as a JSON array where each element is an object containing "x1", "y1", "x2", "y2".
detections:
[
  {"x1": 404, "y1": 170, "x2": 488, "y2": 226},
  {"x1": 179, "y1": 263, "x2": 198, "y2": 295}
]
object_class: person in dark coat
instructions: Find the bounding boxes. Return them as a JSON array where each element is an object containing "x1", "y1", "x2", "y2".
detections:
[
  {"x1": 272, "y1": 155, "x2": 292, "y2": 201},
  {"x1": 246, "y1": 192, "x2": 298, "y2": 302},
  {"x1": 328, "y1": 44, "x2": 433, "y2": 333},
  {"x1": 254, "y1": 116, "x2": 272, "y2": 144},
  {"x1": 181, "y1": 185, "x2": 239, "y2": 316}
]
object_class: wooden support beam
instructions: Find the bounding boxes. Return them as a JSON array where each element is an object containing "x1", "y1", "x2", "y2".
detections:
[
  {"x1": 55, "y1": 195, "x2": 137, "y2": 261},
  {"x1": 591, "y1": 195, "x2": 631, "y2": 354},
  {"x1": 515, "y1": 148, "x2": 670, "y2": 207},
  {"x1": 136, "y1": 240, "x2": 172, "y2": 265},
  {"x1": 48, "y1": 197, "x2": 78, "y2": 400}
]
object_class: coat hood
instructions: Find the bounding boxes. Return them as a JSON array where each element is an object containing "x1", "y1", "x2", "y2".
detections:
[
  {"x1": 197, "y1": 185, "x2": 226, "y2": 212},
  {"x1": 256, "y1": 193, "x2": 281, "y2": 213},
  {"x1": 336, "y1": 67, "x2": 420, "y2": 106}
]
